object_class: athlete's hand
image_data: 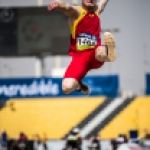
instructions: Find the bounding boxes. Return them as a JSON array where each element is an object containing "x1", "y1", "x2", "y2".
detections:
[{"x1": 48, "y1": 1, "x2": 59, "y2": 11}]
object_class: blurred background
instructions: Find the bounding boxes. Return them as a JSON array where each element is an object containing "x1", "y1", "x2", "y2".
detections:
[{"x1": 0, "y1": 0, "x2": 150, "y2": 150}]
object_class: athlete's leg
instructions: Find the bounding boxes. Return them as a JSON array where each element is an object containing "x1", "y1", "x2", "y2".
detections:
[
  {"x1": 62, "y1": 78, "x2": 89, "y2": 94},
  {"x1": 95, "y1": 32, "x2": 116, "y2": 62},
  {"x1": 62, "y1": 78, "x2": 79, "y2": 94},
  {"x1": 62, "y1": 55, "x2": 90, "y2": 94}
]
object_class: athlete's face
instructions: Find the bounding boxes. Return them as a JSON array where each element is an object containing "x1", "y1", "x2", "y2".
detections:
[{"x1": 82, "y1": 0, "x2": 97, "y2": 8}]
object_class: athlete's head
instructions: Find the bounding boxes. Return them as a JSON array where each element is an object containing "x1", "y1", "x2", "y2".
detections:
[
  {"x1": 71, "y1": 128, "x2": 80, "y2": 135},
  {"x1": 82, "y1": 0, "x2": 97, "y2": 9}
]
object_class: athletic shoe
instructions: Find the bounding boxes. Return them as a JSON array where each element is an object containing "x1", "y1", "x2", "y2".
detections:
[
  {"x1": 104, "y1": 32, "x2": 116, "y2": 61},
  {"x1": 75, "y1": 81, "x2": 89, "y2": 94}
]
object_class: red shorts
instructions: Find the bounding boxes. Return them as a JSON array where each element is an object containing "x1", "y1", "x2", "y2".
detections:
[{"x1": 64, "y1": 49, "x2": 104, "y2": 81}]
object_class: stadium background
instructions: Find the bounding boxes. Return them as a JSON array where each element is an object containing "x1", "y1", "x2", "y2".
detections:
[{"x1": 0, "y1": 0, "x2": 150, "y2": 150}]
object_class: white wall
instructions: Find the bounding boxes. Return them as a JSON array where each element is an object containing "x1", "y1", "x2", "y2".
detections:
[
  {"x1": 100, "y1": 0, "x2": 150, "y2": 94},
  {"x1": 0, "y1": 0, "x2": 37, "y2": 7},
  {"x1": 0, "y1": 57, "x2": 42, "y2": 77},
  {"x1": 0, "y1": 0, "x2": 77, "y2": 7}
]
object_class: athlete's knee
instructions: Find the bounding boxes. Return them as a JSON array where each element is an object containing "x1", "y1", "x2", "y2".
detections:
[
  {"x1": 62, "y1": 78, "x2": 78, "y2": 94},
  {"x1": 95, "y1": 46, "x2": 108, "y2": 62}
]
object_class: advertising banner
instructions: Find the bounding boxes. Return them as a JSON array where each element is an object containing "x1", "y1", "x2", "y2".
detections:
[{"x1": 0, "y1": 75, "x2": 119, "y2": 100}]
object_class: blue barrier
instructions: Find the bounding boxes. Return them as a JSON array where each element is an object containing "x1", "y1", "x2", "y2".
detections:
[
  {"x1": 146, "y1": 74, "x2": 150, "y2": 95},
  {"x1": 0, "y1": 75, "x2": 119, "y2": 100}
]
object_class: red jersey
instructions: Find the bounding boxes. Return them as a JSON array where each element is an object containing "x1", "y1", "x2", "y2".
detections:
[{"x1": 69, "y1": 6, "x2": 101, "y2": 56}]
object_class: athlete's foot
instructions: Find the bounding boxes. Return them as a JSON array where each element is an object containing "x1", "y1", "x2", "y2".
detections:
[
  {"x1": 104, "y1": 32, "x2": 116, "y2": 61},
  {"x1": 75, "y1": 81, "x2": 89, "y2": 94}
]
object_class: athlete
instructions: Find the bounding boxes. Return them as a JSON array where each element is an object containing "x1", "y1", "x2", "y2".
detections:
[
  {"x1": 88, "y1": 134, "x2": 101, "y2": 150},
  {"x1": 48, "y1": 0, "x2": 116, "y2": 94},
  {"x1": 63, "y1": 128, "x2": 82, "y2": 150}
]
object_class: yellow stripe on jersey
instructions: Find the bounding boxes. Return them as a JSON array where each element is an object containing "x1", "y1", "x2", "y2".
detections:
[{"x1": 70, "y1": 6, "x2": 87, "y2": 39}]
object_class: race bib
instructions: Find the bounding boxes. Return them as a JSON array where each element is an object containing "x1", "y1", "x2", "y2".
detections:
[{"x1": 77, "y1": 33, "x2": 97, "y2": 51}]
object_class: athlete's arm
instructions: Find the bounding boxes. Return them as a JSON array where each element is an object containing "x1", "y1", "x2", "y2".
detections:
[
  {"x1": 97, "y1": 0, "x2": 109, "y2": 14},
  {"x1": 48, "y1": 1, "x2": 80, "y2": 18}
]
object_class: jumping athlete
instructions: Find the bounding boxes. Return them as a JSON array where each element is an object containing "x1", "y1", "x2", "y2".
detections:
[{"x1": 48, "y1": 0, "x2": 116, "y2": 94}]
